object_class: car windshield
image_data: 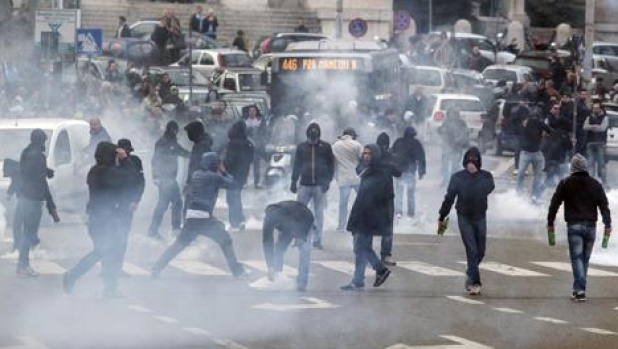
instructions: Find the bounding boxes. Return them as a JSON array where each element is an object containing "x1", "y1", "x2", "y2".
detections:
[
  {"x1": 593, "y1": 45, "x2": 618, "y2": 57},
  {"x1": 166, "y1": 69, "x2": 210, "y2": 86},
  {"x1": 514, "y1": 57, "x2": 549, "y2": 70},
  {"x1": 440, "y1": 99, "x2": 484, "y2": 112},
  {"x1": 222, "y1": 54, "x2": 252, "y2": 67},
  {"x1": 0, "y1": 129, "x2": 52, "y2": 162},
  {"x1": 483, "y1": 69, "x2": 517, "y2": 82}
]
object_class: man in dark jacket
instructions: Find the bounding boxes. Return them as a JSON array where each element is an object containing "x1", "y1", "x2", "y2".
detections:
[
  {"x1": 224, "y1": 121, "x2": 254, "y2": 230},
  {"x1": 291, "y1": 123, "x2": 335, "y2": 249},
  {"x1": 152, "y1": 153, "x2": 248, "y2": 278},
  {"x1": 341, "y1": 144, "x2": 392, "y2": 291},
  {"x1": 541, "y1": 118, "x2": 573, "y2": 192},
  {"x1": 438, "y1": 108, "x2": 469, "y2": 187},
  {"x1": 185, "y1": 121, "x2": 214, "y2": 185},
  {"x1": 516, "y1": 109, "x2": 552, "y2": 202},
  {"x1": 391, "y1": 126, "x2": 426, "y2": 219},
  {"x1": 376, "y1": 132, "x2": 401, "y2": 266},
  {"x1": 148, "y1": 121, "x2": 190, "y2": 239},
  {"x1": 63, "y1": 142, "x2": 135, "y2": 298},
  {"x1": 16, "y1": 129, "x2": 57, "y2": 276},
  {"x1": 405, "y1": 86, "x2": 428, "y2": 129},
  {"x1": 439, "y1": 147, "x2": 495, "y2": 296},
  {"x1": 116, "y1": 16, "x2": 131, "y2": 38},
  {"x1": 263, "y1": 200, "x2": 314, "y2": 292},
  {"x1": 583, "y1": 102, "x2": 609, "y2": 187},
  {"x1": 151, "y1": 19, "x2": 169, "y2": 65},
  {"x1": 547, "y1": 154, "x2": 611, "y2": 302}
]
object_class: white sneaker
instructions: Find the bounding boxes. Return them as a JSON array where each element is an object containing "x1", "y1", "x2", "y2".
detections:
[{"x1": 468, "y1": 285, "x2": 482, "y2": 296}]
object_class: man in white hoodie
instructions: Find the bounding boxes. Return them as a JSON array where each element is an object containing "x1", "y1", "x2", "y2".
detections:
[{"x1": 332, "y1": 128, "x2": 363, "y2": 232}]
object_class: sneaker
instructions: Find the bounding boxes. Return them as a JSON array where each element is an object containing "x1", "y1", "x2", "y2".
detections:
[
  {"x1": 340, "y1": 282, "x2": 364, "y2": 291},
  {"x1": 571, "y1": 291, "x2": 586, "y2": 302},
  {"x1": 373, "y1": 269, "x2": 391, "y2": 287},
  {"x1": 468, "y1": 284, "x2": 482, "y2": 296},
  {"x1": 312, "y1": 241, "x2": 324, "y2": 250},
  {"x1": 62, "y1": 273, "x2": 75, "y2": 294},
  {"x1": 17, "y1": 266, "x2": 39, "y2": 277},
  {"x1": 464, "y1": 276, "x2": 473, "y2": 292},
  {"x1": 382, "y1": 256, "x2": 397, "y2": 266},
  {"x1": 396, "y1": 213, "x2": 402, "y2": 219},
  {"x1": 234, "y1": 267, "x2": 252, "y2": 279}
]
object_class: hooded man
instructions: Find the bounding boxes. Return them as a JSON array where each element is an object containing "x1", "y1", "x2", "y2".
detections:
[
  {"x1": 16, "y1": 129, "x2": 57, "y2": 277},
  {"x1": 148, "y1": 121, "x2": 190, "y2": 239},
  {"x1": 263, "y1": 200, "x2": 315, "y2": 292},
  {"x1": 391, "y1": 126, "x2": 426, "y2": 219},
  {"x1": 152, "y1": 152, "x2": 248, "y2": 278},
  {"x1": 184, "y1": 121, "x2": 214, "y2": 185},
  {"x1": 291, "y1": 123, "x2": 335, "y2": 249},
  {"x1": 341, "y1": 144, "x2": 393, "y2": 291},
  {"x1": 224, "y1": 121, "x2": 255, "y2": 230},
  {"x1": 332, "y1": 128, "x2": 363, "y2": 232},
  {"x1": 547, "y1": 154, "x2": 611, "y2": 302},
  {"x1": 438, "y1": 147, "x2": 495, "y2": 296},
  {"x1": 63, "y1": 142, "x2": 135, "y2": 298}
]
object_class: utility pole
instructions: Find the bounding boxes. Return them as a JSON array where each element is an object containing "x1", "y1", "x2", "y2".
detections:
[
  {"x1": 428, "y1": 0, "x2": 433, "y2": 33},
  {"x1": 335, "y1": 0, "x2": 343, "y2": 39},
  {"x1": 188, "y1": 24, "x2": 193, "y2": 105},
  {"x1": 583, "y1": 0, "x2": 595, "y2": 85}
]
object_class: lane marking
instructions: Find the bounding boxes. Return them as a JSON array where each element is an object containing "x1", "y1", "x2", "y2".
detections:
[
  {"x1": 533, "y1": 317, "x2": 568, "y2": 324},
  {"x1": 313, "y1": 261, "x2": 373, "y2": 277},
  {"x1": 122, "y1": 262, "x2": 150, "y2": 276},
  {"x1": 183, "y1": 327, "x2": 212, "y2": 336},
  {"x1": 446, "y1": 296, "x2": 485, "y2": 305},
  {"x1": 398, "y1": 261, "x2": 464, "y2": 276},
  {"x1": 1, "y1": 336, "x2": 50, "y2": 349},
  {"x1": 458, "y1": 261, "x2": 548, "y2": 276},
  {"x1": 580, "y1": 328, "x2": 618, "y2": 335},
  {"x1": 384, "y1": 334, "x2": 493, "y2": 348},
  {"x1": 493, "y1": 307, "x2": 524, "y2": 314},
  {"x1": 242, "y1": 259, "x2": 299, "y2": 277},
  {"x1": 253, "y1": 297, "x2": 339, "y2": 311},
  {"x1": 153, "y1": 315, "x2": 179, "y2": 324},
  {"x1": 125, "y1": 304, "x2": 153, "y2": 313},
  {"x1": 30, "y1": 260, "x2": 66, "y2": 275},
  {"x1": 170, "y1": 260, "x2": 229, "y2": 276},
  {"x1": 212, "y1": 338, "x2": 250, "y2": 349},
  {"x1": 531, "y1": 262, "x2": 618, "y2": 276}
]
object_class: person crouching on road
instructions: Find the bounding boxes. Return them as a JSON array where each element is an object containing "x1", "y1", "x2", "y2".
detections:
[
  {"x1": 151, "y1": 153, "x2": 248, "y2": 278},
  {"x1": 438, "y1": 147, "x2": 495, "y2": 296},
  {"x1": 340, "y1": 144, "x2": 393, "y2": 291},
  {"x1": 547, "y1": 154, "x2": 611, "y2": 302},
  {"x1": 263, "y1": 200, "x2": 315, "y2": 292}
]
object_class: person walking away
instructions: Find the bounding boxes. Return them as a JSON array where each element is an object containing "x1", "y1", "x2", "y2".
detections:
[
  {"x1": 148, "y1": 121, "x2": 190, "y2": 240},
  {"x1": 291, "y1": 123, "x2": 335, "y2": 250},
  {"x1": 547, "y1": 154, "x2": 611, "y2": 302},
  {"x1": 438, "y1": 108, "x2": 469, "y2": 187},
  {"x1": 331, "y1": 128, "x2": 362, "y2": 232},
  {"x1": 582, "y1": 102, "x2": 609, "y2": 188},
  {"x1": 63, "y1": 142, "x2": 135, "y2": 298},
  {"x1": 151, "y1": 153, "x2": 249, "y2": 278},
  {"x1": 340, "y1": 144, "x2": 393, "y2": 291},
  {"x1": 376, "y1": 132, "x2": 402, "y2": 266},
  {"x1": 391, "y1": 126, "x2": 426, "y2": 219},
  {"x1": 516, "y1": 107, "x2": 552, "y2": 203},
  {"x1": 224, "y1": 121, "x2": 254, "y2": 231},
  {"x1": 438, "y1": 147, "x2": 495, "y2": 296},
  {"x1": 263, "y1": 201, "x2": 314, "y2": 291},
  {"x1": 16, "y1": 129, "x2": 58, "y2": 276},
  {"x1": 116, "y1": 16, "x2": 131, "y2": 38},
  {"x1": 232, "y1": 30, "x2": 248, "y2": 52}
]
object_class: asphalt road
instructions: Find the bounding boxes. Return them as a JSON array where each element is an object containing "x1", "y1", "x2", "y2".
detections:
[{"x1": 1, "y1": 151, "x2": 618, "y2": 349}]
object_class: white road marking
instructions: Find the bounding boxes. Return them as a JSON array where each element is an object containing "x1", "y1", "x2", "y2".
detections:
[
  {"x1": 533, "y1": 317, "x2": 569, "y2": 324},
  {"x1": 491, "y1": 158, "x2": 513, "y2": 177},
  {"x1": 531, "y1": 262, "x2": 618, "y2": 276},
  {"x1": 153, "y1": 315, "x2": 179, "y2": 324},
  {"x1": 445, "y1": 296, "x2": 485, "y2": 305},
  {"x1": 580, "y1": 328, "x2": 618, "y2": 335},
  {"x1": 122, "y1": 262, "x2": 150, "y2": 276},
  {"x1": 398, "y1": 261, "x2": 464, "y2": 276},
  {"x1": 170, "y1": 260, "x2": 229, "y2": 276},
  {"x1": 457, "y1": 261, "x2": 548, "y2": 276},
  {"x1": 125, "y1": 304, "x2": 153, "y2": 313},
  {"x1": 212, "y1": 338, "x2": 250, "y2": 349},
  {"x1": 183, "y1": 327, "x2": 212, "y2": 336},
  {"x1": 242, "y1": 260, "x2": 299, "y2": 277},
  {"x1": 253, "y1": 297, "x2": 339, "y2": 311},
  {"x1": 30, "y1": 260, "x2": 65, "y2": 275},
  {"x1": 384, "y1": 335, "x2": 493, "y2": 348},
  {"x1": 492, "y1": 307, "x2": 524, "y2": 314},
  {"x1": 0, "y1": 336, "x2": 49, "y2": 349},
  {"x1": 313, "y1": 260, "x2": 373, "y2": 277}
]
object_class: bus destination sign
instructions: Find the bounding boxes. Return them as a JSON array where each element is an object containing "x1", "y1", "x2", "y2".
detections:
[{"x1": 279, "y1": 57, "x2": 362, "y2": 72}]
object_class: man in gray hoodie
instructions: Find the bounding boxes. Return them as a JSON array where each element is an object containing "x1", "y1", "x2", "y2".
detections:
[{"x1": 332, "y1": 128, "x2": 362, "y2": 232}]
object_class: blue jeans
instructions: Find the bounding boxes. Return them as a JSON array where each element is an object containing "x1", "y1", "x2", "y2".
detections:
[
  {"x1": 17, "y1": 198, "x2": 43, "y2": 269},
  {"x1": 395, "y1": 171, "x2": 416, "y2": 217},
  {"x1": 586, "y1": 143, "x2": 607, "y2": 185},
  {"x1": 458, "y1": 215, "x2": 487, "y2": 286},
  {"x1": 442, "y1": 147, "x2": 462, "y2": 186},
  {"x1": 338, "y1": 185, "x2": 358, "y2": 230},
  {"x1": 516, "y1": 150, "x2": 544, "y2": 198},
  {"x1": 269, "y1": 230, "x2": 312, "y2": 289},
  {"x1": 226, "y1": 188, "x2": 245, "y2": 228},
  {"x1": 567, "y1": 223, "x2": 596, "y2": 292},
  {"x1": 148, "y1": 180, "x2": 183, "y2": 235},
  {"x1": 351, "y1": 233, "x2": 387, "y2": 286},
  {"x1": 297, "y1": 185, "x2": 326, "y2": 244}
]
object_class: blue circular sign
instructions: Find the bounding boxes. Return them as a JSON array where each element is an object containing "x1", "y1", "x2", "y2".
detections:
[
  {"x1": 394, "y1": 11, "x2": 411, "y2": 31},
  {"x1": 348, "y1": 18, "x2": 368, "y2": 38}
]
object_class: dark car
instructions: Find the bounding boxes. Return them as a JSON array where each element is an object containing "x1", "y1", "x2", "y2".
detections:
[
  {"x1": 254, "y1": 33, "x2": 327, "y2": 58},
  {"x1": 103, "y1": 38, "x2": 159, "y2": 66},
  {"x1": 513, "y1": 50, "x2": 572, "y2": 81}
]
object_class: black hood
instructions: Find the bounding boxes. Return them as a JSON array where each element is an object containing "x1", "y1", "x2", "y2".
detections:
[
  {"x1": 30, "y1": 129, "x2": 47, "y2": 148},
  {"x1": 306, "y1": 123, "x2": 321, "y2": 142},
  {"x1": 404, "y1": 126, "x2": 417, "y2": 139},
  {"x1": 228, "y1": 120, "x2": 248, "y2": 140},
  {"x1": 365, "y1": 144, "x2": 382, "y2": 167},
  {"x1": 94, "y1": 142, "x2": 118, "y2": 166},
  {"x1": 185, "y1": 121, "x2": 205, "y2": 142},
  {"x1": 376, "y1": 132, "x2": 390, "y2": 153},
  {"x1": 462, "y1": 146, "x2": 482, "y2": 169},
  {"x1": 164, "y1": 120, "x2": 179, "y2": 139}
]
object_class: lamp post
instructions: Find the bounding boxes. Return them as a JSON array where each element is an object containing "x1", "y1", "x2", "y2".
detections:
[{"x1": 428, "y1": 0, "x2": 433, "y2": 33}]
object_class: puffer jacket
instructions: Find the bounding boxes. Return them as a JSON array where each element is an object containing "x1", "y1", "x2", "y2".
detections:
[{"x1": 187, "y1": 152, "x2": 238, "y2": 215}]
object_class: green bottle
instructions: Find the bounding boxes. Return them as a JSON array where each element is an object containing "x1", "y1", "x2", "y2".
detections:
[
  {"x1": 547, "y1": 228, "x2": 555, "y2": 246},
  {"x1": 602, "y1": 233, "x2": 610, "y2": 249}
]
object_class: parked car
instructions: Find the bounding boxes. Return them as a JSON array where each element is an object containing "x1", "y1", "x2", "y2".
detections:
[
  {"x1": 427, "y1": 32, "x2": 516, "y2": 64},
  {"x1": 147, "y1": 66, "x2": 215, "y2": 104},
  {"x1": 402, "y1": 65, "x2": 453, "y2": 95},
  {"x1": 482, "y1": 64, "x2": 534, "y2": 91},
  {"x1": 103, "y1": 38, "x2": 159, "y2": 66},
  {"x1": 212, "y1": 67, "x2": 267, "y2": 94},
  {"x1": 603, "y1": 102, "x2": 618, "y2": 160},
  {"x1": 426, "y1": 93, "x2": 486, "y2": 142},
  {"x1": 171, "y1": 49, "x2": 252, "y2": 78},
  {"x1": 255, "y1": 33, "x2": 327, "y2": 57},
  {"x1": 592, "y1": 41, "x2": 618, "y2": 71},
  {"x1": 512, "y1": 49, "x2": 572, "y2": 81}
]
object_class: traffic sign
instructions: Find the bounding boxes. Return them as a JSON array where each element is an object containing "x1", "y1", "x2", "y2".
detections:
[
  {"x1": 394, "y1": 10, "x2": 411, "y2": 31},
  {"x1": 76, "y1": 28, "x2": 103, "y2": 55},
  {"x1": 348, "y1": 18, "x2": 368, "y2": 38}
]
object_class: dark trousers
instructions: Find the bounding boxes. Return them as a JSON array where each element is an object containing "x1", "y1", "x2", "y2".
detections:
[
  {"x1": 17, "y1": 198, "x2": 43, "y2": 269},
  {"x1": 351, "y1": 233, "x2": 387, "y2": 286},
  {"x1": 153, "y1": 217, "x2": 244, "y2": 276},
  {"x1": 226, "y1": 188, "x2": 245, "y2": 228},
  {"x1": 457, "y1": 215, "x2": 487, "y2": 286},
  {"x1": 65, "y1": 211, "x2": 123, "y2": 293},
  {"x1": 380, "y1": 202, "x2": 394, "y2": 258},
  {"x1": 252, "y1": 153, "x2": 262, "y2": 187},
  {"x1": 148, "y1": 180, "x2": 182, "y2": 235}
]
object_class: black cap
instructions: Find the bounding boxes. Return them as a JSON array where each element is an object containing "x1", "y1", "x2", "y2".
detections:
[{"x1": 117, "y1": 138, "x2": 134, "y2": 152}]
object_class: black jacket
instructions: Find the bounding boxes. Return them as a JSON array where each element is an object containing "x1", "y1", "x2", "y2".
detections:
[
  {"x1": 116, "y1": 24, "x2": 131, "y2": 38},
  {"x1": 519, "y1": 116, "x2": 552, "y2": 153},
  {"x1": 391, "y1": 127, "x2": 426, "y2": 177},
  {"x1": 347, "y1": 144, "x2": 394, "y2": 235},
  {"x1": 152, "y1": 132, "x2": 190, "y2": 181},
  {"x1": 439, "y1": 147, "x2": 495, "y2": 221},
  {"x1": 548, "y1": 171, "x2": 611, "y2": 226},
  {"x1": 263, "y1": 201, "x2": 314, "y2": 270},
  {"x1": 543, "y1": 128, "x2": 572, "y2": 164},
  {"x1": 122, "y1": 154, "x2": 145, "y2": 206},
  {"x1": 185, "y1": 121, "x2": 214, "y2": 184},
  {"x1": 291, "y1": 123, "x2": 335, "y2": 187},
  {"x1": 224, "y1": 121, "x2": 255, "y2": 185},
  {"x1": 151, "y1": 24, "x2": 169, "y2": 47},
  {"x1": 18, "y1": 131, "x2": 54, "y2": 207},
  {"x1": 439, "y1": 115, "x2": 469, "y2": 149}
]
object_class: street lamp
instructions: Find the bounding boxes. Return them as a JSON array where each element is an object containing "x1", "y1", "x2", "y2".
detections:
[{"x1": 428, "y1": 0, "x2": 433, "y2": 33}]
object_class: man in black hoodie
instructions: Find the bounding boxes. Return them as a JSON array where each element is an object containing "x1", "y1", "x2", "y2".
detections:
[
  {"x1": 439, "y1": 147, "x2": 495, "y2": 296},
  {"x1": 16, "y1": 129, "x2": 57, "y2": 277},
  {"x1": 184, "y1": 120, "x2": 214, "y2": 217},
  {"x1": 224, "y1": 121, "x2": 255, "y2": 230},
  {"x1": 516, "y1": 108, "x2": 552, "y2": 202},
  {"x1": 391, "y1": 126, "x2": 426, "y2": 219},
  {"x1": 376, "y1": 132, "x2": 401, "y2": 266},
  {"x1": 148, "y1": 121, "x2": 190, "y2": 239},
  {"x1": 291, "y1": 123, "x2": 335, "y2": 249}
]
